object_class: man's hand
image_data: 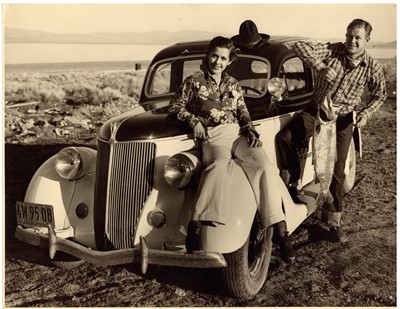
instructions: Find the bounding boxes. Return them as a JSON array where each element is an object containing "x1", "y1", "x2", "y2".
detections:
[
  {"x1": 193, "y1": 122, "x2": 208, "y2": 140},
  {"x1": 320, "y1": 67, "x2": 338, "y2": 84},
  {"x1": 355, "y1": 114, "x2": 367, "y2": 128},
  {"x1": 248, "y1": 131, "x2": 262, "y2": 148}
]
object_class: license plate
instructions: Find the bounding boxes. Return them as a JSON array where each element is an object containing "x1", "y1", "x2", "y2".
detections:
[{"x1": 16, "y1": 202, "x2": 55, "y2": 228}]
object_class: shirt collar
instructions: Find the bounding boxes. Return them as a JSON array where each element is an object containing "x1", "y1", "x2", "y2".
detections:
[{"x1": 341, "y1": 47, "x2": 367, "y2": 67}]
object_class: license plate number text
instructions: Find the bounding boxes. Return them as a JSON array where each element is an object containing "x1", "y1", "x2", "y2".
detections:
[{"x1": 16, "y1": 202, "x2": 55, "y2": 228}]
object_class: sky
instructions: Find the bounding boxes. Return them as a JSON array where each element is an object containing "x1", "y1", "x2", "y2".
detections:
[{"x1": 3, "y1": 2, "x2": 397, "y2": 43}]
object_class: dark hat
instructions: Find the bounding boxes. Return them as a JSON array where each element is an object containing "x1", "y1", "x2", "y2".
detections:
[{"x1": 231, "y1": 20, "x2": 270, "y2": 49}]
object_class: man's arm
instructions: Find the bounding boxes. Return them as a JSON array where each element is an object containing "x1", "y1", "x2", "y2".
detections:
[
  {"x1": 356, "y1": 63, "x2": 387, "y2": 127},
  {"x1": 293, "y1": 40, "x2": 344, "y2": 85},
  {"x1": 292, "y1": 40, "x2": 335, "y2": 72}
]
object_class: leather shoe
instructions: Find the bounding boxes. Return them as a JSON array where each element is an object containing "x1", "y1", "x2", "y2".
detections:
[
  {"x1": 185, "y1": 221, "x2": 202, "y2": 253},
  {"x1": 329, "y1": 226, "x2": 347, "y2": 243},
  {"x1": 276, "y1": 232, "x2": 295, "y2": 261}
]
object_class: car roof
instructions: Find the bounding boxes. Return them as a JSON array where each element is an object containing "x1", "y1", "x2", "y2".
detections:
[{"x1": 150, "y1": 35, "x2": 309, "y2": 65}]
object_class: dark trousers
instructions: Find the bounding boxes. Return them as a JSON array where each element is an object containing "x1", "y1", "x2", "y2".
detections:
[{"x1": 276, "y1": 109, "x2": 354, "y2": 212}]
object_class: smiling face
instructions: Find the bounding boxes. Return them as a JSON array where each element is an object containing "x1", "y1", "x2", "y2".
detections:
[
  {"x1": 345, "y1": 27, "x2": 370, "y2": 58},
  {"x1": 207, "y1": 46, "x2": 232, "y2": 76}
]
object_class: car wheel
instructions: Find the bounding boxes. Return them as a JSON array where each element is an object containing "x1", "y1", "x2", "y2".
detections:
[
  {"x1": 222, "y1": 216, "x2": 273, "y2": 300},
  {"x1": 51, "y1": 251, "x2": 85, "y2": 269},
  {"x1": 344, "y1": 139, "x2": 356, "y2": 193}
]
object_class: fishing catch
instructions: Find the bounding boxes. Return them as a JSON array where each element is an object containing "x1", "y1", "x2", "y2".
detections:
[{"x1": 312, "y1": 93, "x2": 342, "y2": 205}]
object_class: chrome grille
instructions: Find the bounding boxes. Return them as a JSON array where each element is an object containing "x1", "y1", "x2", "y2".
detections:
[{"x1": 105, "y1": 142, "x2": 156, "y2": 249}]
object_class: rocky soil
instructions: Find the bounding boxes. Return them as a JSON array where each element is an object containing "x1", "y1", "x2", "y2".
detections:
[{"x1": 3, "y1": 98, "x2": 397, "y2": 307}]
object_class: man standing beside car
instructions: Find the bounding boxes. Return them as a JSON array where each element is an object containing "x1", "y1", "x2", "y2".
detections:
[{"x1": 276, "y1": 18, "x2": 387, "y2": 242}]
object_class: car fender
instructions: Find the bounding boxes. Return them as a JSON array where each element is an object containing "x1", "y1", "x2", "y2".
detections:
[
  {"x1": 134, "y1": 155, "x2": 257, "y2": 254},
  {"x1": 199, "y1": 159, "x2": 309, "y2": 253},
  {"x1": 133, "y1": 154, "x2": 189, "y2": 249},
  {"x1": 23, "y1": 147, "x2": 97, "y2": 248},
  {"x1": 199, "y1": 159, "x2": 257, "y2": 254}
]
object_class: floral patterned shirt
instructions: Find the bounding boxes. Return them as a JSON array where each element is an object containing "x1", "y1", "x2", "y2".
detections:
[{"x1": 169, "y1": 68, "x2": 257, "y2": 136}]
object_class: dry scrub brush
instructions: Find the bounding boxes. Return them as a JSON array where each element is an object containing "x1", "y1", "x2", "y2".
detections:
[{"x1": 5, "y1": 70, "x2": 146, "y2": 110}]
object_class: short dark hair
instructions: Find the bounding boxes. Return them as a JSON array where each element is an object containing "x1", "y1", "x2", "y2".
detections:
[
  {"x1": 347, "y1": 19, "x2": 373, "y2": 38},
  {"x1": 206, "y1": 36, "x2": 238, "y2": 65}
]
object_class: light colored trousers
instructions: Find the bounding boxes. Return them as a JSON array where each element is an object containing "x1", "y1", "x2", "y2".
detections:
[{"x1": 193, "y1": 123, "x2": 286, "y2": 229}]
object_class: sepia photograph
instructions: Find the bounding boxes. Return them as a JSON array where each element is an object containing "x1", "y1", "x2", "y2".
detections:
[{"x1": 3, "y1": 2, "x2": 397, "y2": 307}]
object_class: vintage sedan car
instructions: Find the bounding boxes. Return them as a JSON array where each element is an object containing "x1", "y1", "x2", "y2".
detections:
[{"x1": 15, "y1": 32, "x2": 359, "y2": 299}]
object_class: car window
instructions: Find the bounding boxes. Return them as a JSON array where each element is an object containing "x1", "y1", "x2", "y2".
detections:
[
  {"x1": 281, "y1": 57, "x2": 307, "y2": 95},
  {"x1": 183, "y1": 60, "x2": 203, "y2": 80},
  {"x1": 147, "y1": 58, "x2": 203, "y2": 97},
  {"x1": 148, "y1": 62, "x2": 171, "y2": 96},
  {"x1": 146, "y1": 56, "x2": 270, "y2": 99},
  {"x1": 230, "y1": 57, "x2": 270, "y2": 98}
]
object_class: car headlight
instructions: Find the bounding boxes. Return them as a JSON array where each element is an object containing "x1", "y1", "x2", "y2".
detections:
[
  {"x1": 164, "y1": 152, "x2": 201, "y2": 189},
  {"x1": 55, "y1": 147, "x2": 88, "y2": 180},
  {"x1": 267, "y1": 77, "x2": 286, "y2": 99}
]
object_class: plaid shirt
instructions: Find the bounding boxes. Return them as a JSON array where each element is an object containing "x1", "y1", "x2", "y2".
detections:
[
  {"x1": 293, "y1": 40, "x2": 387, "y2": 119},
  {"x1": 169, "y1": 68, "x2": 257, "y2": 136}
]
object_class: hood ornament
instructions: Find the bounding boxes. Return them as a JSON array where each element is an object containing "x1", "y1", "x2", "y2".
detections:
[{"x1": 109, "y1": 120, "x2": 123, "y2": 145}]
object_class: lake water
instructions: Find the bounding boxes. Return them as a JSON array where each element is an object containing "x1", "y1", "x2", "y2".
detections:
[
  {"x1": 4, "y1": 43, "x2": 397, "y2": 65},
  {"x1": 5, "y1": 43, "x2": 170, "y2": 65}
]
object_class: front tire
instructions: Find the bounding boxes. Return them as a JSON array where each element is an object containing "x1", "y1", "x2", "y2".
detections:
[{"x1": 222, "y1": 217, "x2": 273, "y2": 300}]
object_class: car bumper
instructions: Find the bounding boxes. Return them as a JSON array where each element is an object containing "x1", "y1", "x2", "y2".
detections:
[{"x1": 14, "y1": 225, "x2": 227, "y2": 273}]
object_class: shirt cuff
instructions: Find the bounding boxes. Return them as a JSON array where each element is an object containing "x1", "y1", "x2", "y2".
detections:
[
  {"x1": 247, "y1": 129, "x2": 260, "y2": 139},
  {"x1": 313, "y1": 61, "x2": 327, "y2": 72},
  {"x1": 189, "y1": 118, "x2": 201, "y2": 129},
  {"x1": 358, "y1": 110, "x2": 370, "y2": 121}
]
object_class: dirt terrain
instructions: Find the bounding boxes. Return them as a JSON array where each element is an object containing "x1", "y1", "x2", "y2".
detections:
[{"x1": 3, "y1": 99, "x2": 397, "y2": 307}]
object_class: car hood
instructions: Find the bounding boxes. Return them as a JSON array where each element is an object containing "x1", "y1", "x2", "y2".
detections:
[{"x1": 99, "y1": 105, "x2": 192, "y2": 142}]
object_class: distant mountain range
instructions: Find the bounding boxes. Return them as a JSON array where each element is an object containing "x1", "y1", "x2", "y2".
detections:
[
  {"x1": 371, "y1": 41, "x2": 396, "y2": 48},
  {"x1": 4, "y1": 28, "x2": 396, "y2": 48},
  {"x1": 5, "y1": 27, "x2": 224, "y2": 45}
]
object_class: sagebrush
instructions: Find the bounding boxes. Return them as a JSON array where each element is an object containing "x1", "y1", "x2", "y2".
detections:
[{"x1": 5, "y1": 70, "x2": 146, "y2": 109}]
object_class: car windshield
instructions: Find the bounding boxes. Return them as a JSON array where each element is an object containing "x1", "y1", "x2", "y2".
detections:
[{"x1": 144, "y1": 55, "x2": 270, "y2": 99}]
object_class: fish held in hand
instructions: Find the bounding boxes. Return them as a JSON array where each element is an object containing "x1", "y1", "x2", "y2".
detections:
[{"x1": 312, "y1": 93, "x2": 342, "y2": 205}]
